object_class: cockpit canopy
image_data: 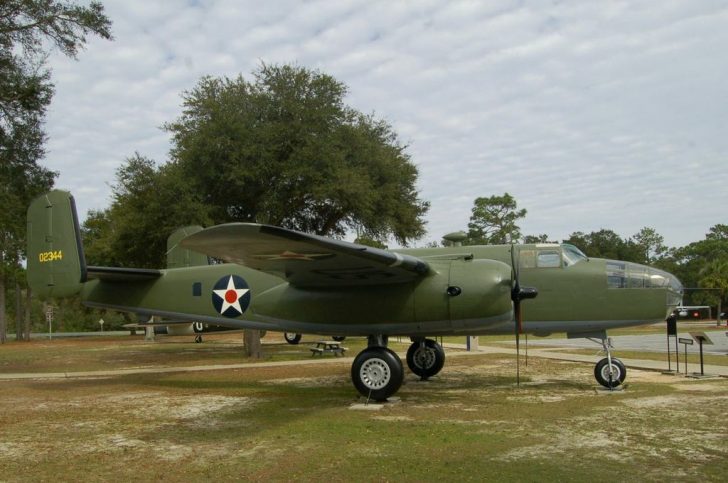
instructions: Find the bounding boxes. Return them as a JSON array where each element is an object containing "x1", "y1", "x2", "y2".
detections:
[{"x1": 605, "y1": 261, "x2": 681, "y2": 291}]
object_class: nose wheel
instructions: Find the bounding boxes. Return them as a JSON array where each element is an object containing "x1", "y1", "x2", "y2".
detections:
[
  {"x1": 591, "y1": 336, "x2": 627, "y2": 389},
  {"x1": 595, "y1": 357, "x2": 626, "y2": 388}
]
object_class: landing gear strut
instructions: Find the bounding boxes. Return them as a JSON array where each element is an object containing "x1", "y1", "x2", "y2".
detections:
[
  {"x1": 351, "y1": 335, "x2": 404, "y2": 401},
  {"x1": 592, "y1": 337, "x2": 626, "y2": 389},
  {"x1": 406, "y1": 338, "x2": 445, "y2": 379}
]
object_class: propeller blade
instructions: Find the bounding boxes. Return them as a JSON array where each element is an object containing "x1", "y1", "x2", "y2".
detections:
[
  {"x1": 511, "y1": 245, "x2": 521, "y2": 386},
  {"x1": 510, "y1": 244, "x2": 537, "y2": 386}
]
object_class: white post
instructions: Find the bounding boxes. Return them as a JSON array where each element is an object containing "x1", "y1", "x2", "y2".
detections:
[
  {"x1": 145, "y1": 316, "x2": 156, "y2": 342},
  {"x1": 46, "y1": 307, "x2": 53, "y2": 340}
]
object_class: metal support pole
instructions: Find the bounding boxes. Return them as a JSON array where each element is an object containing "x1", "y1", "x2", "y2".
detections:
[
  {"x1": 718, "y1": 299, "x2": 722, "y2": 327},
  {"x1": 698, "y1": 339, "x2": 704, "y2": 376},
  {"x1": 675, "y1": 335, "x2": 680, "y2": 373},
  {"x1": 666, "y1": 331, "x2": 671, "y2": 372}
]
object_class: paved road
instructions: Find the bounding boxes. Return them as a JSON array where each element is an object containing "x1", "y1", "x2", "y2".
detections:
[
  {"x1": 518, "y1": 330, "x2": 728, "y2": 356},
  {"x1": 445, "y1": 342, "x2": 728, "y2": 378}
]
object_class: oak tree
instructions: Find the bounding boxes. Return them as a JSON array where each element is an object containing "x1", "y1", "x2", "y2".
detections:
[{"x1": 0, "y1": 0, "x2": 112, "y2": 342}]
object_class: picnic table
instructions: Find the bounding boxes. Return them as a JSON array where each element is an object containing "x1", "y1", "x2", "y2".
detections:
[{"x1": 310, "y1": 340, "x2": 348, "y2": 357}]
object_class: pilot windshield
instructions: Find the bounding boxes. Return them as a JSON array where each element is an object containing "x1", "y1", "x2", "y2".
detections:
[{"x1": 561, "y1": 244, "x2": 587, "y2": 266}]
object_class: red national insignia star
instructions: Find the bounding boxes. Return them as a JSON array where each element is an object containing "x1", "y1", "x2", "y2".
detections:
[{"x1": 212, "y1": 275, "x2": 249, "y2": 315}]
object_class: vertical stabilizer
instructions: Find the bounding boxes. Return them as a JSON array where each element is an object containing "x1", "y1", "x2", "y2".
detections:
[
  {"x1": 26, "y1": 190, "x2": 86, "y2": 300},
  {"x1": 167, "y1": 225, "x2": 209, "y2": 268}
]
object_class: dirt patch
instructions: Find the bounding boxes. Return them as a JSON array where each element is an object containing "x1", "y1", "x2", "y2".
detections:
[
  {"x1": 671, "y1": 382, "x2": 728, "y2": 391},
  {"x1": 620, "y1": 394, "x2": 728, "y2": 409},
  {"x1": 261, "y1": 375, "x2": 346, "y2": 388}
]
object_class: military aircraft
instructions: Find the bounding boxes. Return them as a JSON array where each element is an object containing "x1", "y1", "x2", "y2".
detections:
[{"x1": 27, "y1": 190, "x2": 683, "y2": 400}]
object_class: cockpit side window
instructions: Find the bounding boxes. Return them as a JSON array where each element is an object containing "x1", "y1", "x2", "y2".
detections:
[
  {"x1": 519, "y1": 248, "x2": 563, "y2": 269},
  {"x1": 537, "y1": 250, "x2": 561, "y2": 268}
]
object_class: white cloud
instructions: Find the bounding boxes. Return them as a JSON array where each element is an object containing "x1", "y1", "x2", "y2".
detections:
[{"x1": 42, "y1": 0, "x2": 728, "y2": 251}]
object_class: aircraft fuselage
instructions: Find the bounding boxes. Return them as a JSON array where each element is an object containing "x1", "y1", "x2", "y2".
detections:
[{"x1": 82, "y1": 244, "x2": 681, "y2": 337}]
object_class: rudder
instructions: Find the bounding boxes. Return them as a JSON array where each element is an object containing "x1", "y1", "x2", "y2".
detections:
[{"x1": 27, "y1": 190, "x2": 87, "y2": 300}]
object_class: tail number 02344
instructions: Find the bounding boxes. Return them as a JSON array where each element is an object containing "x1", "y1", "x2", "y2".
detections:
[{"x1": 39, "y1": 250, "x2": 63, "y2": 263}]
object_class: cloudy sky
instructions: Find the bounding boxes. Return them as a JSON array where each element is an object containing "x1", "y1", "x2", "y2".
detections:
[{"x1": 45, "y1": 0, "x2": 728, "y2": 249}]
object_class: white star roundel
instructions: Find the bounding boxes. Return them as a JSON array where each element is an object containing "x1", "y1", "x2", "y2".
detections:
[{"x1": 212, "y1": 275, "x2": 251, "y2": 317}]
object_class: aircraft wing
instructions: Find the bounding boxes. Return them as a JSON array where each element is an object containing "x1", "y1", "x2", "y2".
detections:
[{"x1": 180, "y1": 223, "x2": 430, "y2": 288}]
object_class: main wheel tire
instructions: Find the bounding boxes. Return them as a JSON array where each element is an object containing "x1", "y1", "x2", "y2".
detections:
[
  {"x1": 594, "y1": 358, "x2": 626, "y2": 388},
  {"x1": 332, "y1": 336, "x2": 346, "y2": 342},
  {"x1": 284, "y1": 333, "x2": 302, "y2": 345},
  {"x1": 406, "y1": 339, "x2": 446, "y2": 379},
  {"x1": 351, "y1": 347, "x2": 404, "y2": 401},
  {"x1": 194, "y1": 335, "x2": 202, "y2": 343}
]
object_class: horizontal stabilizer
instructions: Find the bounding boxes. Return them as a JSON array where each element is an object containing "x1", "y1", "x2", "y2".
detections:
[
  {"x1": 87, "y1": 266, "x2": 162, "y2": 282},
  {"x1": 180, "y1": 223, "x2": 430, "y2": 287}
]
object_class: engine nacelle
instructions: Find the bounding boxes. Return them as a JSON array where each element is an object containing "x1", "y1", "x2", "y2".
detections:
[{"x1": 412, "y1": 258, "x2": 512, "y2": 330}]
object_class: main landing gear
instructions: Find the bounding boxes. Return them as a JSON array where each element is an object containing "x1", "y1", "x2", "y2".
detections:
[
  {"x1": 284, "y1": 332, "x2": 302, "y2": 345},
  {"x1": 406, "y1": 338, "x2": 445, "y2": 380},
  {"x1": 350, "y1": 336, "x2": 446, "y2": 401},
  {"x1": 592, "y1": 337, "x2": 627, "y2": 389}
]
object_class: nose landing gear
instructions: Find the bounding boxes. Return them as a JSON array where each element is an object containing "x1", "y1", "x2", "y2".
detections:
[{"x1": 592, "y1": 336, "x2": 627, "y2": 389}]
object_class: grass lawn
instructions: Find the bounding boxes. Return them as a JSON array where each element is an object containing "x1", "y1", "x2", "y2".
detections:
[{"x1": 0, "y1": 337, "x2": 726, "y2": 481}]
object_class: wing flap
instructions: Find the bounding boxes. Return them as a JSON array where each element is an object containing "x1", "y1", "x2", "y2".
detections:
[{"x1": 180, "y1": 223, "x2": 430, "y2": 287}]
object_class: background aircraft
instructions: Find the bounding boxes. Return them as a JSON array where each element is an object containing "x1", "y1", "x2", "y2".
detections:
[
  {"x1": 123, "y1": 319, "x2": 245, "y2": 343},
  {"x1": 28, "y1": 191, "x2": 682, "y2": 400}
]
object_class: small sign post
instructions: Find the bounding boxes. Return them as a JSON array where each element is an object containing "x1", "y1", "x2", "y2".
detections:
[
  {"x1": 689, "y1": 332, "x2": 713, "y2": 376},
  {"x1": 665, "y1": 315, "x2": 678, "y2": 373},
  {"x1": 678, "y1": 338, "x2": 693, "y2": 374},
  {"x1": 466, "y1": 336, "x2": 479, "y2": 352}
]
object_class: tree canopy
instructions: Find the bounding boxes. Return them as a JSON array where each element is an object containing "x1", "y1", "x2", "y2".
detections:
[
  {"x1": 0, "y1": 0, "x2": 112, "y2": 156},
  {"x1": 0, "y1": 0, "x2": 112, "y2": 342},
  {"x1": 465, "y1": 193, "x2": 526, "y2": 245},
  {"x1": 660, "y1": 224, "x2": 728, "y2": 308},
  {"x1": 82, "y1": 154, "x2": 212, "y2": 268},
  {"x1": 563, "y1": 229, "x2": 643, "y2": 262},
  {"x1": 165, "y1": 63, "x2": 429, "y2": 244},
  {"x1": 85, "y1": 63, "x2": 430, "y2": 268}
]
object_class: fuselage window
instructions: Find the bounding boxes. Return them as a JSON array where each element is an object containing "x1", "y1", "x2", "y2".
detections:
[
  {"x1": 519, "y1": 250, "x2": 536, "y2": 269},
  {"x1": 537, "y1": 250, "x2": 561, "y2": 268},
  {"x1": 606, "y1": 261, "x2": 627, "y2": 288}
]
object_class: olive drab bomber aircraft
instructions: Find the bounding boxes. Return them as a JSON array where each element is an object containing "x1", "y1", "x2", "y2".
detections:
[{"x1": 27, "y1": 191, "x2": 684, "y2": 400}]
